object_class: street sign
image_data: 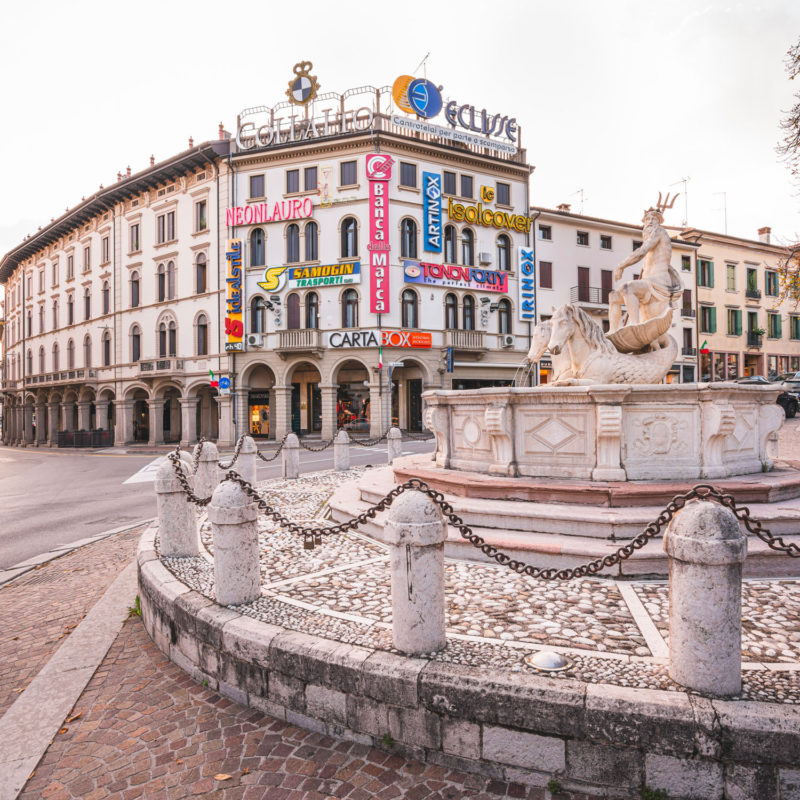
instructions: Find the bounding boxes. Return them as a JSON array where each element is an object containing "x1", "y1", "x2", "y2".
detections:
[{"x1": 218, "y1": 376, "x2": 231, "y2": 390}]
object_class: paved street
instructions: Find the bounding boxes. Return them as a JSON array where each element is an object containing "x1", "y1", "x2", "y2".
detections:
[{"x1": 0, "y1": 438, "x2": 434, "y2": 569}]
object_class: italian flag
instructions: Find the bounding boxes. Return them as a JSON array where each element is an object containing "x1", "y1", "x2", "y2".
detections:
[
  {"x1": 700, "y1": 340, "x2": 710, "y2": 354},
  {"x1": 209, "y1": 369, "x2": 219, "y2": 388},
  {"x1": 377, "y1": 345, "x2": 383, "y2": 370}
]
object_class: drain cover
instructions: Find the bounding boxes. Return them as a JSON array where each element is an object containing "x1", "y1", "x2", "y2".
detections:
[{"x1": 524, "y1": 651, "x2": 573, "y2": 672}]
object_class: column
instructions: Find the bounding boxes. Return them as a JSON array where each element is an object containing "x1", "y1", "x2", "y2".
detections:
[
  {"x1": 13, "y1": 404, "x2": 22, "y2": 445},
  {"x1": 96, "y1": 400, "x2": 109, "y2": 431},
  {"x1": 369, "y1": 380, "x2": 383, "y2": 438},
  {"x1": 35, "y1": 402, "x2": 46, "y2": 445},
  {"x1": 319, "y1": 384, "x2": 338, "y2": 441},
  {"x1": 23, "y1": 404, "x2": 34, "y2": 445},
  {"x1": 78, "y1": 401, "x2": 91, "y2": 431},
  {"x1": 180, "y1": 397, "x2": 199, "y2": 448},
  {"x1": 273, "y1": 385, "x2": 292, "y2": 440},
  {"x1": 149, "y1": 399, "x2": 165, "y2": 446},
  {"x1": 216, "y1": 394, "x2": 234, "y2": 447},
  {"x1": 234, "y1": 389, "x2": 248, "y2": 440},
  {"x1": 115, "y1": 400, "x2": 133, "y2": 446},
  {"x1": 61, "y1": 403, "x2": 73, "y2": 432},
  {"x1": 47, "y1": 402, "x2": 60, "y2": 446}
]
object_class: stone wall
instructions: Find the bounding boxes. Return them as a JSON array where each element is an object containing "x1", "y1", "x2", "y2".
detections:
[{"x1": 137, "y1": 527, "x2": 800, "y2": 800}]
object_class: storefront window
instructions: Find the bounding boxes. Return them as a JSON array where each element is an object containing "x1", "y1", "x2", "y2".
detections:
[
  {"x1": 726, "y1": 353, "x2": 739, "y2": 379},
  {"x1": 337, "y1": 384, "x2": 369, "y2": 431},
  {"x1": 700, "y1": 353, "x2": 712, "y2": 382},
  {"x1": 713, "y1": 353, "x2": 725, "y2": 381},
  {"x1": 767, "y1": 356, "x2": 778, "y2": 378},
  {"x1": 248, "y1": 391, "x2": 270, "y2": 438}
]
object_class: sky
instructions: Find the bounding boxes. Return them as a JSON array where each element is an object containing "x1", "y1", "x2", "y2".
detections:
[{"x1": 0, "y1": 0, "x2": 798, "y2": 272}]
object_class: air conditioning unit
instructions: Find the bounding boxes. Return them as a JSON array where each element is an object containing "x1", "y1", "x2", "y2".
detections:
[
  {"x1": 478, "y1": 252, "x2": 493, "y2": 265},
  {"x1": 246, "y1": 333, "x2": 264, "y2": 348},
  {"x1": 501, "y1": 334, "x2": 516, "y2": 348}
]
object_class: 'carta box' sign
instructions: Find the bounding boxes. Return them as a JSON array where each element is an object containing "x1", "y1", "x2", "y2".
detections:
[{"x1": 403, "y1": 260, "x2": 508, "y2": 293}]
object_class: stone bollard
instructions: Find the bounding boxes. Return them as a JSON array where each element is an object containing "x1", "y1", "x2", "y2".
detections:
[
  {"x1": 387, "y1": 426, "x2": 403, "y2": 465},
  {"x1": 193, "y1": 440, "x2": 220, "y2": 502},
  {"x1": 663, "y1": 498, "x2": 747, "y2": 696},
  {"x1": 154, "y1": 458, "x2": 200, "y2": 558},
  {"x1": 385, "y1": 490, "x2": 446, "y2": 655},
  {"x1": 282, "y1": 433, "x2": 300, "y2": 479},
  {"x1": 334, "y1": 429, "x2": 350, "y2": 471},
  {"x1": 208, "y1": 479, "x2": 261, "y2": 606},
  {"x1": 238, "y1": 435, "x2": 258, "y2": 486}
]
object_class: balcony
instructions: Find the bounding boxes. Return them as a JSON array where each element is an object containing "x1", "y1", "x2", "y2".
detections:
[
  {"x1": 746, "y1": 288, "x2": 762, "y2": 300},
  {"x1": 747, "y1": 333, "x2": 763, "y2": 348},
  {"x1": 139, "y1": 359, "x2": 184, "y2": 375},
  {"x1": 681, "y1": 347, "x2": 697, "y2": 357},
  {"x1": 681, "y1": 307, "x2": 696, "y2": 318},
  {"x1": 277, "y1": 329, "x2": 323, "y2": 359},
  {"x1": 445, "y1": 329, "x2": 487, "y2": 356},
  {"x1": 570, "y1": 286, "x2": 609, "y2": 306},
  {"x1": 20, "y1": 368, "x2": 93, "y2": 388}
]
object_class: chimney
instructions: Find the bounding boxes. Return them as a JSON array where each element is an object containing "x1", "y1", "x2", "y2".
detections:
[
  {"x1": 188, "y1": 136, "x2": 194, "y2": 148},
  {"x1": 117, "y1": 172, "x2": 122, "y2": 182},
  {"x1": 556, "y1": 203, "x2": 571, "y2": 213},
  {"x1": 758, "y1": 226, "x2": 771, "y2": 244},
  {"x1": 126, "y1": 165, "x2": 131, "y2": 177},
  {"x1": 150, "y1": 155, "x2": 155, "y2": 167},
  {"x1": 219, "y1": 122, "x2": 225, "y2": 140}
]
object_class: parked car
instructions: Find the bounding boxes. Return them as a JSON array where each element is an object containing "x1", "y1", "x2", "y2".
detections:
[
  {"x1": 736, "y1": 376, "x2": 798, "y2": 418},
  {"x1": 772, "y1": 371, "x2": 800, "y2": 397}
]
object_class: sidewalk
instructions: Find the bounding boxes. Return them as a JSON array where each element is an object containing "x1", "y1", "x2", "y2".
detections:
[{"x1": 1, "y1": 528, "x2": 595, "y2": 799}]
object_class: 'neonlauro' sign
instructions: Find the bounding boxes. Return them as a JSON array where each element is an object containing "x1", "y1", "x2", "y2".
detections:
[{"x1": 226, "y1": 198, "x2": 313, "y2": 227}]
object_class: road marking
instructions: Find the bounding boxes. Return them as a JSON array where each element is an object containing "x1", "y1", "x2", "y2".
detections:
[
  {"x1": 123, "y1": 456, "x2": 166, "y2": 484},
  {"x1": 616, "y1": 580, "x2": 669, "y2": 659}
]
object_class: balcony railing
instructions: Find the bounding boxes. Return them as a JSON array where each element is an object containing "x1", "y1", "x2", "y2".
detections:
[
  {"x1": 681, "y1": 307, "x2": 696, "y2": 318},
  {"x1": 747, "y1": 333, "x2": 763, "y2": 348},
  {"x1": 445, "y1": 329, "x2": 486, "y2": 352},
  {"x1": 20, "y1": 368, "x2": 92, "y2": 387},
  {"x1": 570, "y1": 286, "x2": 609, "y2": 305},
  {"x1": 681, "y1": 346, "x2": 697, "y2": 356},
  {"x1": 139, "y1": 359, "x2": 184, "y2": 374},
  {"x1": 277, "y1": 329, "x2": 323, "y2": 357},
  {"x1": 746, "y1": 288, "x2": 762, "y2": 300}
]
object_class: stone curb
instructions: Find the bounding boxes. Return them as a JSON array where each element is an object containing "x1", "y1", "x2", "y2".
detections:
[
  {"x1": 137, "y1": 524, "x2": 800, "y2": 800},
  {"x1": 0, "y1": 519, "x2": 153, "y2": 587}
]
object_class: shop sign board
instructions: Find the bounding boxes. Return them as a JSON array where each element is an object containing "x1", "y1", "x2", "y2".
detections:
[
  {"x1": 423, "y1": 172, "x2": 442, "y2": 253},
  {"x1": 390, "y1": 116, "x2": 516, "y2": 155},
  {"x1": 447, "y1": 198, "x2": 533, "y2": 232},
  {"x1": 518, "y1": 246, "x2": 536, "y2": 322},
  {"x1": 403, "y1": 260, "x2": 508, "y2": 293},
  {"x1": 366, "y1": 154, "x2": 393, "y2": 314},
  {"x1": 225, "y1": 198, "x2": 313, "y2": 227},
  {"x1": 257, "y1": 261, "x2": 361, "y2": 293},
  {"x1": 328, "y1": 329, "x2": 432, "y2": 349},
  {"x1": 225, "y1": 239, "x2": 244, "y2": 352}
]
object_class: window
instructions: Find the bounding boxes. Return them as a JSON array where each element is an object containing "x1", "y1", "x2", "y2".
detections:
[
  {"x1": 768, "y1": 312, "x2": 782, "y2": 339},
  {"x1": 746, "y1": 268, "x2": 759, "y2": 295},
  {"x1": 26, "y1": 349, "x2": 32, "y2": 375},
  {"x1": 498, "y1": 298, "x2": 512, "y2": 334},
  {"x1": 286, "y1": 223, "x2": 300, "y2": 263},
  {"x1": 52, "y1": 259, "x2": 59, "y2": 286},
  {"x1": 251, "y1": 296, "x2": 266, "y2": 333},
  {"x1": 399, "y1": 162, "x2": 417, "y2": 188},
  {"x1": 286, "y1": 169, "x2": 299, "y2": 194},
  {"x1": 196, "y1": 315, "x2": 208, "y2": 356},
  {"x1": 287, "y1": 293, "x2": 300, "y2": 329},
  {"x1": 445, "y1": 293, "x2": 458, "y2": 329},
  {"x1": 52, "y1": 300, "x2": 59, "y2": 329},
  {"x1": 67, "y1": 339, "x2": 75, "y2": 369},
  {"x1": 157, "y1": 263, "x2": 166, "y2": 301},
  {"x1": 83, "y1": 245, "x2": 91, "y2": 271},
  {"x1": 340, "y1": 160, "x2": 357, "y2": 186},
  {"x1": 195, "y1": 253, "x2": 207, "y2": 294},
  {"x1": 130, "y1": 271, "x2": 140, "y2": 307},
  {"x1": 38, "y1": 269, "x2": 44, "y2": 292},
  {"x1": 84, "y1": 287, "x2": 91, "y2": 320},
  {"x1": 443, "y1": 171, "x2": 456, "y2": 195},
  {"x1": 496, "y1": 182, "x2": 510, "y2": 206},
  {"x1": 791, "y1": 316, "x2": 800, "y2": 340},
  {"x1": 195, "y1": 200, "x2": 207, "y2": 232},
  {"x1": 727, "y1": 308, "x2": 742, "y2": 335},
  {"x1": 461, "y1": 229, "x2": 474, "y2": 266},
  {"x1": 83, "y1": 334, "x2": 92, "y2": 368},
  {"x1": 250, "y1": 174, "x2": 265, "y2": 198},
  {"x1": 52, "y1": 342, "x2": 59, "y2": 372},
  {"x1": 131, "y1": 326, "x2": 141, "y2": 362},
  {"x1": 101, "y1": 235, "x2": 109, "y2": 263},
  {"x1": 600, "y1": 235, "x2": 612, "y2": 250},
  {"x1": 496, "y1": 234, "x2": 511, "y2": 271},
  {"x1": 538, "y1": 225, "x2": 552, "y2": 241},
  {"x1": 305, "y1": 221, "x2": 318, "y2": 261},
  {"x1": 726, "y1": 264, "x2": 736, "y2": 291},
  {"x1": 698, "y1": 259, "x2": 714, "y2": 288},
  {"x1": 633, "y1": 240, "x2": 643, "y2": 250},
  {"x1": 304, "y1": 166, "x2": 317, "y2": 192},
  {"x1": 539, "y1": 261, "x2": 553, "y2": 289},
  {"x1": 102, "y1": 281, "x2": 110, "y2": 315},
  {"x1": 700, "y1": 305, "x2": 717, "y2": 333},
  {"x1": 341, "y1": 217, "x2": 358, "y2": 258},
  {"x1": 401, "y1": 219, "x2": 418, "y2": 258},
  {"x1": 157, "y1": 211, "x2": 175, "y2": 243},
  {"x1": 250, "y1": 227, "x2": 265, "y2": 267},
  {"x1": 39, "y1": 347, "x2": 45, "y2": 374},
  {"x1": 167, "y1": 261, "x2": 176, "y2": 300},
  {"x1": 444, "y1": 225, "x2": 457, "y2": 263},
  {"x1": 305, "y1": 292, "x2": 319, "y2": 329},
  {"x1": 681, "y1": 255, "x2": 691, "y2": 272},
  {"x1": 766, "y1": 270, "x2": 779, "y2": 297},
  {"x1": 67, "y1": 255, "x2": 74, "y2": 279},
  {"x1": 130, "y1": 223, "x2": 140, "y2": 252},
  {"x1": 402, "y1": 289, "x2": 418, "y2": 329},
  {"x1": 27, "y1": 310, "x2": 33, "y2": 336},
  {"x1": 67, "y1": 295, "x2": 74, "y2": 325},
  {"x1": 460, "y1": 175, "x2": 473, "y2": 199},
  {"x1": 577, "y1": 231, "x2": 589, "y2": 246},
  {"x1": 159, "y1": 320, "x2": 176, "y2": 357},
  {"x1": 103, "y1": 331, "x2": 111, "y2": 366},
  {"x1": 462, "y1": 295, "x2": 475, "y2": 330},
  {"x1": 342, "y1": 289, "x2": 358, "y2": 328}
]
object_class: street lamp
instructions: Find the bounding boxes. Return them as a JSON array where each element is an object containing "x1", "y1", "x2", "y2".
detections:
[{"x1": 385, "y1": 361, "x2": 403, "y2": 431}]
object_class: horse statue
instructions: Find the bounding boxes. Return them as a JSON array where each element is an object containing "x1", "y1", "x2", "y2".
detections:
[
  {"x1": 525, "y1": 320, "x2": 574, "y2": 383},
  {"x1": 548, "y1": 304, "x2": 677, "y2": 385}
]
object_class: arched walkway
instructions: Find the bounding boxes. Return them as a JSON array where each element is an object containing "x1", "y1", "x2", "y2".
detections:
[
  {"x1": 331, "y1": 359, "x2": 371, "y2": 434},
  {"x1": 286, "y1": 360, "x2": 322, "y2": 436}
]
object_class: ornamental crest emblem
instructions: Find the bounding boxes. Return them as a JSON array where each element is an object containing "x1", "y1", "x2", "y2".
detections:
[{"x1": 286, "y1": 61, "x2": 320, "y2": 106}]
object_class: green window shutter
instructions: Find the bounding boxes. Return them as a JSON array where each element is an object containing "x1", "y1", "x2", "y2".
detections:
[
  {"x1": 735, "y1": 310, "x2": 742, "y2": 336},
  {"x1": 708, "y1": 263, "x2": 714, "y2": 288},
  {"x1": 709, "y1": 306, "x2": 717, "y2": 333},
  {"x1": 776, "y1": 315, "x2": 782, "y2": 338}
]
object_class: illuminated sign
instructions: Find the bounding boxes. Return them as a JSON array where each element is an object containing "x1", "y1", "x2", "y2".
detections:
[
  {"x1": 328, "y1": 329, "x2": 432, "y2": 348},
  {"x1": 392, "y1": 76, "x2": 443, "y2": 118},
  {"x1": 447, "y1": 198, "x2": 532, "y2": 232},
  {"x1": 225, "y1": 239, "x2": 244, "y2": 352},
  {"x1": 257, "y1": 262, "x2": 361, "y2": 292},
  {"x1": 225, "y1": 198, "x2": 313, "y2": 227},
  {"x1": 518, "y1": 246, "x2": 536, "y2": 322},
  {"x1": 367, "y1": 154, "x2": 393, "y2": 314},
  {"x1": 390, "y1": 115, "x2": 517, "y2": 155},
  {"x1": 423, "y1": 172, "x2": 442, "y2": 253},
  {"x1": 444, "y1": 102, "x2": 517, "y2": 142},
  {"x1": 403, "y1": 260, "x2": 508, "y2": 293}
]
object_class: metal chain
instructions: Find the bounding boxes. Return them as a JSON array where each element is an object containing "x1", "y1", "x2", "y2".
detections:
[
  {"x1": 298, "y1": 435, "x2": 336, "y2": 452},
  {"x1": 192, "y1": 438, "x2": 206, "y2": 475},
  {"x1": 168, "y1": 451, "x2": 212, "y2": 506},
  {"x1": 256, "y1": 433, "x2": 289, "y2": 462},
  {"x1": 218, "y1": 434, "x2": 245, "y2": 469},
  {"x1": 348, "y1": 429, "x2": 390, "y2": 447}
]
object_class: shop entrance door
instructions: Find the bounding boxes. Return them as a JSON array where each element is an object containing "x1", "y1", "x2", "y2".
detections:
[
  {"x1": 407, "y1": 379, "x2": 422, "y2": 431},
  {"x1": 291, "y1": 384, "x2": 301, "y2": 433},
  {"x1": 307, "y1": 383, "x2": 321, "y2": 432},
  {"x1": 248, "y1": 391, "x2": 270, "y2": 438}
]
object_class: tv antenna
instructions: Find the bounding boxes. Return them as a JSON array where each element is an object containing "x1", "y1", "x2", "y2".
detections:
[
  {"x1": 571, "y1": 188, "x2": 587, "y2": 214},
  {"x1": 670, "y1": 177, "x2": 690, "y2": 226},
  {"x1": 713, "y1": 192, "x2": 727, "y2": 234}
]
